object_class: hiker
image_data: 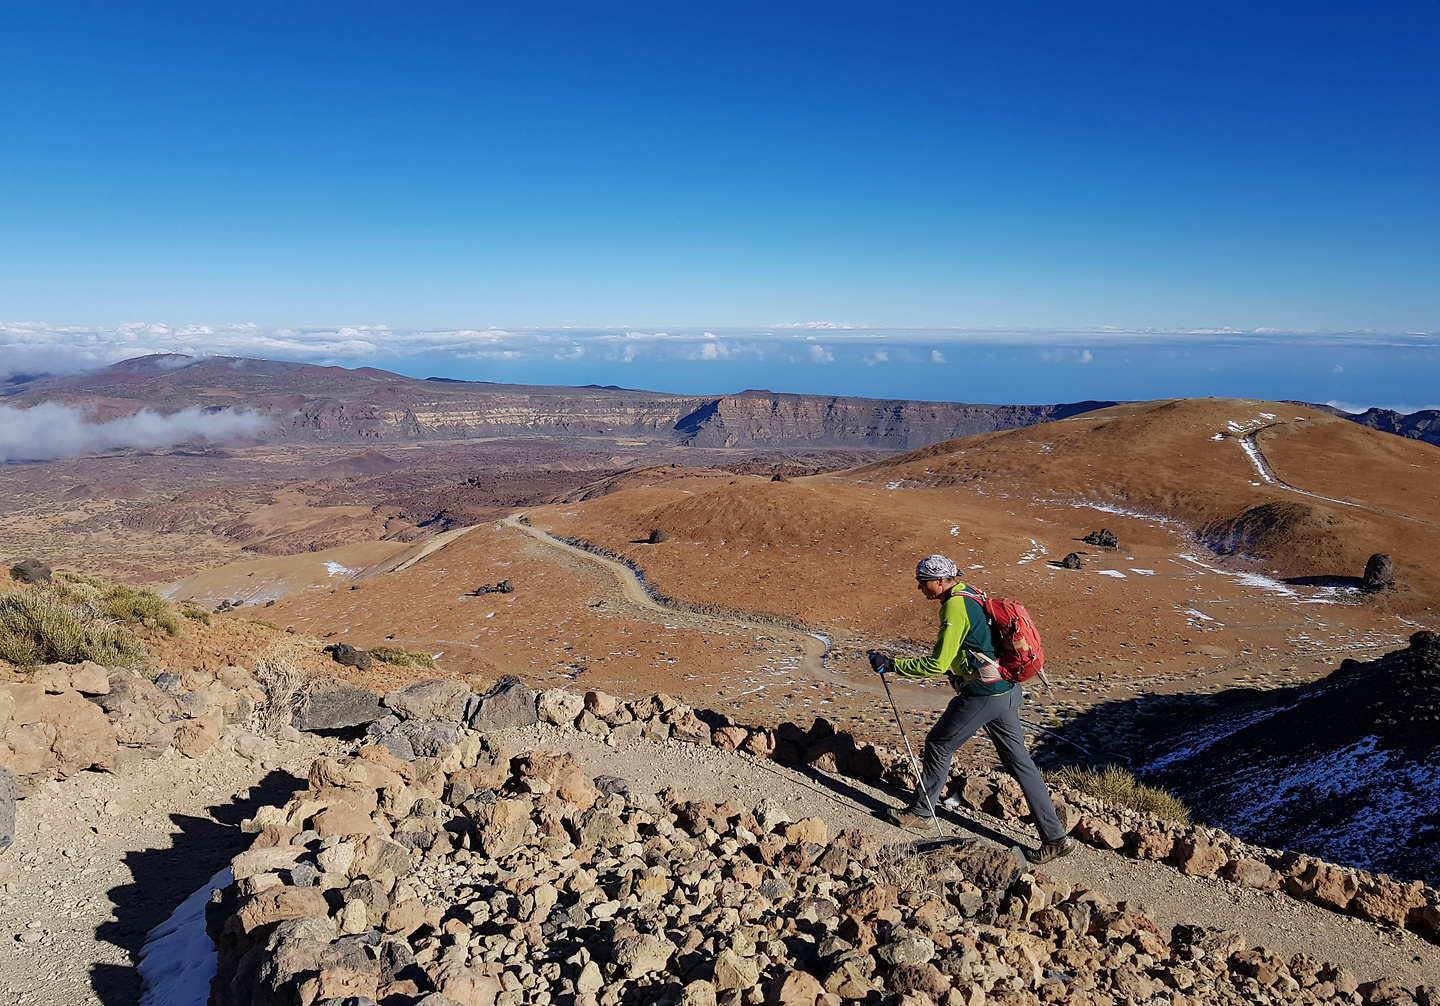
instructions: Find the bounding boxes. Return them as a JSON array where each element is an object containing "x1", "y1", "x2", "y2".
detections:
[{"x1": 867, "y1": 554, "x2": 1077, "y2": 865}]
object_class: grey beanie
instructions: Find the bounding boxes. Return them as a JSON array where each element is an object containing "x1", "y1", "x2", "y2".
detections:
[{"x1": 915, "y1": 554, "x2": 960, "y2": 581}]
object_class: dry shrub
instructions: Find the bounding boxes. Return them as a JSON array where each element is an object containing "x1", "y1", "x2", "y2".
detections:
[
  {"x1": 370, "y1": 644, "x2": 435, "y2": 668},
  {"x1": 0, "y1": 589, "x2": 147, "y2": 666},
  {"x1": 52, "y1": 571, "x2": 184, "y2": 637},
  {"x1": 249, "y1": 637, "x2": 319, "y2": 733},
  {"x1": 1046, "y1": 763, "x2": 1190, "y2": 822},
  {"x1": 181, "y1": 606, "x2": 212, "y2": 626},
  {"x1": 875, "y1": 843, "x2": 959, "y2": 898}
]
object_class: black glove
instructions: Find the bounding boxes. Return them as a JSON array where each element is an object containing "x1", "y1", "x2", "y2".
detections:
[{"x1": 867, "y1": 650, "x2": 894, "y2": 674}]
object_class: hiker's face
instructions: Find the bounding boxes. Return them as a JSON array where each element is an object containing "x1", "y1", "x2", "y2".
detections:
[{"x1": 917, "y1": 576, "x2": 958, "y2": 600}]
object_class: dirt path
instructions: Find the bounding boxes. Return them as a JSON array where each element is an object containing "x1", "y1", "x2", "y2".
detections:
[
  {"x1": 501, "y1": 516, "x2": 888, "y2": 703},
  {"x1": 1241, "y1": 428, "x2": 1439, "y2": 527},
  {"x1": 0, "y1": 734, "x2": 340, "y2": 1006}
]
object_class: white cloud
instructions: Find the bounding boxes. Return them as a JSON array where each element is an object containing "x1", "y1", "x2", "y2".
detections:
[
  {"x1": 932, "y1": 350, "x2": 947, "y2": 364},
  {"x1": 864, "y1": 349, "x2": 889, "y2": 366},
  {"x1": 1325, "y1": 400, "x2": 1440, "y2": 414},
  {"x1": 809, "y1": 345, "x2": 834, "y2": 364},
  {"x1": 0, "y1": 403, "x2": 272, "y2": 463},
  {"x1": 1080, "y1": 349, "x2": 1093, "y2": 363}
]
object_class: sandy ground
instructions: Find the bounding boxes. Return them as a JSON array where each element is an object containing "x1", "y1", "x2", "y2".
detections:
[{"x1": 0, "y1": 734, "x2": 339, "y2": 1006}]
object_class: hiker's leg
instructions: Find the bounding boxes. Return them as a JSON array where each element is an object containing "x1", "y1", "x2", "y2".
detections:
[
  {"x1": 912, "y1": 693, "x2": 997, "y2": 816},
  {"x1": 984, "y1": 687, "x2": 1067, "y2": 843}
]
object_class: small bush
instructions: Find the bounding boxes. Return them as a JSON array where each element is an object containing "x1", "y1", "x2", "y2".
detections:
[
  {"x1": 247, "y1": 619, "x2": 280, "y2": 631},
  {"x1": 0, "y1": 590, "x2": 146, "y2": 666},
  {"x1": 53, "y1": 572, "x2": 184, "y2": 637},
  {"x1": 1046, "y1": 764, "x2": 1190, "y2": 822},
  {"x1": 181, "y1": 606, "x2": 212, "y2": 626},
  {"x1": 371, "y1": 644, "x2": 435, "y2": 668}
]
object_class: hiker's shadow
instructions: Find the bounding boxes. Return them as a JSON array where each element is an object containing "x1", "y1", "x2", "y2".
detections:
[
  {"x1": 768, "y1": 761, "x2": 1022, "y2": 850},
  {"x1": 89, "y1": 768, "x2": 304, "y2": 1006}
]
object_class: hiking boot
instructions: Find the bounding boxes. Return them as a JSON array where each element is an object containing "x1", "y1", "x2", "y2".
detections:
[
  {"x1": 1026, "y1": 836, "x2": 1078, "y2": 865},
  {"x1": 887, "y1": 807, "x2": 935, "y2": 830}
]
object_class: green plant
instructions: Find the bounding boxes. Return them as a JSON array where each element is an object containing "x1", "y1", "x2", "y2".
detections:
[
  {"x1": 0, "y1": 589, "x2": 147, "y2": 666},
  {"x1": 1045, "y1": 764, "x2": 1190, "y2": 823},
  {"x1": 52, "y1": 572, "x2": 184, "y2": 637},
  {"x1": 370, "y1": 644, "x2": 435, "y2": 668}
]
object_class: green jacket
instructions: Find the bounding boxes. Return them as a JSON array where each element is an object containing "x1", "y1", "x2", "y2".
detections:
[{"x1": 892, "y1": 586, "x2": 1008, "y2": 696}]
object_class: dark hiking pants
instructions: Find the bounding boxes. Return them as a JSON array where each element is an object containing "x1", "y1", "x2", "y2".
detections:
[{"x1": 908, "y1": 684, "x2": 1067, "y2": 843}]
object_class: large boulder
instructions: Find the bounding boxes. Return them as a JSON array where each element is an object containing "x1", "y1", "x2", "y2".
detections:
[
  {"x1": 0, "y1": 685, "x2": 117, "y2": 782},
  {"x1": 1363, "y1": 553, "x2": 1395, "y2": 590},
  {"x1": 92, "y1": 672, "x2": 179, "y2": 747},
  {"x1": 8, "y1": 559, "x2": 51, "y2": 584},
  {"x1": 293, "y1": 680, "x2": 385, "y2": 731},
  {"x1": 384, "y1": 679, "x2": 471, "y2": 722},
  {"x1": 469, "y1": 677, "x2": 537, "y2": 733}
]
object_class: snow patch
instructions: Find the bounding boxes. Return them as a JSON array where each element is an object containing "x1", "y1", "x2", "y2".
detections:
[
  {"x1": 1095, "y1": 569, "x2": 1126, "y2": 578},
  {"x1": 1129, "y1": 568, "x2": 1156, "y2": 575},
  {"x1": 323, "y1": 561, "x2": 356, "y2": 577},
  {"x1": 139, "y1": 867, "x2": 230, "y2": 1006}
]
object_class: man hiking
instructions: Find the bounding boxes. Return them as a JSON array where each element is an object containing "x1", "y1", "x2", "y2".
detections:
[{"x1": 868, "y1": 554, "x2": 1077, "y2": 865}]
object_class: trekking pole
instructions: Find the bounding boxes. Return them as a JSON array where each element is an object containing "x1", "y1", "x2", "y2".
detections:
[{"x1": 879, "y1": 671, "x2": 944, "y2": 839}]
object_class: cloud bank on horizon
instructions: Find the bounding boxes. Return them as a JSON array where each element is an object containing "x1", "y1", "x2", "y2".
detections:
[
  {"x1": 0, "y1": 402, "x2": 272, "y2": 464},
  {"x1": 2, "y1": 321, "x2": 1438, "y2": 413}
]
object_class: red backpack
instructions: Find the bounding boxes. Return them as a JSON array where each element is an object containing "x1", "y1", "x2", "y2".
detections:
[{"x1": 957, "y1": 589, "x2": 1045, "y2": 683}]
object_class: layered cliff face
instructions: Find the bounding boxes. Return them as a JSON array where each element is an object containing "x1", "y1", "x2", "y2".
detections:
[
  {"x1": 5, "y1": 354, "x2": 1115, "y2": 449},
  {"x1": 674, "y1": 391, "x2": 1116, "y2": 449}
]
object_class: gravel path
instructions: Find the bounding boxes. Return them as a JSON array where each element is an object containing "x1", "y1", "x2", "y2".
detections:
[{"x1": 0, "y1": 735, "x2": 339, "y2": 1006}]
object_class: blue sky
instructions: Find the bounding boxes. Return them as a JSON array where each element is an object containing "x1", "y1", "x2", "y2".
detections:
[{"x1": 1, "y1": 2, "x2": 1437, "y2": 407}]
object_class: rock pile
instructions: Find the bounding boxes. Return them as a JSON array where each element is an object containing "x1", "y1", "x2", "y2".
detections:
[
  {"x1": 1079, "y1": 530, "x2": 1119, "y2": 550},
  {"x1": 471, "y1": 580, "x2": 516, "y2": 596},
  {"x1": 209, "y1": 734, "x2": 1439, "y2": 1006}
]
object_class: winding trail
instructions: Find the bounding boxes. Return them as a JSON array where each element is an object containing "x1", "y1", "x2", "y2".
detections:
[
  {"x1": 500, "y1": 515, "x2": 914, "y2": 705},
  {"x1": 1240, "y1": 428, "x2": 1438, "y2": 527}
]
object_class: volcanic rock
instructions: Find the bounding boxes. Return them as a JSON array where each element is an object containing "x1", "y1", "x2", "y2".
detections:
[
  {"x1": 1364, "y1": 553, "x2": 1395, "y2": 590},
  {"x1": 646, "y1": 529, "x2": 669, "y2": 543},
  {"x1": 1081, "y1": 529, "x2": 1119, "y2": 548},
  {"x1": 293, "y1": 680, "x2": 386, "y2": 732},
  {"x1": 384, "y1": 679, "x2": 471, "y2": 722},
  {"x1": 8, "y1": 558, "x2": 51, "y2": 584},
  {"x1": 1060, "y1": 552, "x2": 1083, "y2": 569},
  {"x1": 325, "y1": 643, "x2": 373, "y2": 672},
  {"x1": 469, "y1": 676, "x2": 537, "y2": 733}
]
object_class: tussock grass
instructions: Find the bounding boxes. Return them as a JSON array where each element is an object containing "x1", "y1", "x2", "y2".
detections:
[
  {"x1": 181, "y1": 606, "x2": 212, "y2": 626},
  {"x1": 247, "y1": 619, "x2": 280, "y2": 631},
  {"x1": 1046, "y1": 763, "x2": 1190, "y2": 822},
  {"x1": 250, "y1": 637, "x2": 318, "y2": 732},
  {"x1": 371, "y1": 644, "x2": 435, "y2": 668},
  {"x1": 53, "y1": 571, "x2": 184, "y2": 637},
  {"x1": 0, "y1": 590, "x2": 147, "y2": 666}
]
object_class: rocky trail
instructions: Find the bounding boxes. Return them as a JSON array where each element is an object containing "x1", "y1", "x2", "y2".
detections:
[{"x1": 4, "y1": 708, "x2": 1438, "y2": 1006}]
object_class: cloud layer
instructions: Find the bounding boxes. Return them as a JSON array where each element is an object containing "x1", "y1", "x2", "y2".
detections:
[
  {"x1": 0, "y1": 403, "x2": 273, "y2": 463},
  {"x1": 5, "y1": 320, "x2": 1436, "y2": 382}
]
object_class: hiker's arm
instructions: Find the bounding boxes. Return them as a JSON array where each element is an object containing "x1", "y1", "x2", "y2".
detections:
[{"x1": 893, "y1": 598, "x2": 968, "y2": 679}]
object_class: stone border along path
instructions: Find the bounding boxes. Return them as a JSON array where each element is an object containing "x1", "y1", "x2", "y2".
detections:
[{"x1": 500, "y1": 516, "x2": 896, "y2": 706}]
